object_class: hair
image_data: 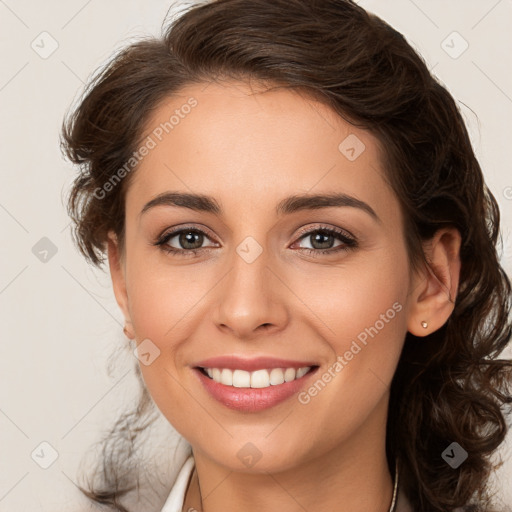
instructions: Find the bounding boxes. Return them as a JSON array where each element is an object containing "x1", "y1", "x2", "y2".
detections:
[{"x1": 60, "y1": 0, "x2": 512, "y2": 510}]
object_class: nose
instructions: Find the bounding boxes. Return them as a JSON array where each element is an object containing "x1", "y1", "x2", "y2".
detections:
[{"x1": 212, "y1": 248, "x2": 289, "y2": 341}]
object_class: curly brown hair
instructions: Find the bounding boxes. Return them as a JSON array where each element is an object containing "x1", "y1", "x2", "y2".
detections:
[{"x1": 60, "y1": 0, "x2": 512, "y2": 510}]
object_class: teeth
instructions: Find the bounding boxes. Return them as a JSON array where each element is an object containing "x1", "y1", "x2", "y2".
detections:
[
  {"x1": 220, "y1": 369, "x2": 232, "y2": 386},
  {"x1": 251, "y1": 369, "x2": 269, "y2": 388},
  {"x1": 202, "y1": 366, "x2": 312, "y2": 388},
  {"x1": 269, "y1": 368, "x2": 285, "y2": 385},
  {"x1": 296, "y1": 367, "x2": 310, "y2": 378},
  {"x1": 284, "y1": 368, "x2": 296, "y2": 382},
  {"x1": 233, "y1": 369, "x2": 251, "y2": 388}
]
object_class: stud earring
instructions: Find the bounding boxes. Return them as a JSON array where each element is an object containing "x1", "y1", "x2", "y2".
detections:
[{"x1": 421, "y1": 321, "x2": 428, "y2": 329}]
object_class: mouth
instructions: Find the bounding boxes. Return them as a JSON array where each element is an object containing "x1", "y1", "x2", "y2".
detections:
[
  {"x1": 192, "y1": 357, "x2": 319, "y2": 412},
  {"x1": 197, "y1": 365, "x2": 315, "y2": 388}
]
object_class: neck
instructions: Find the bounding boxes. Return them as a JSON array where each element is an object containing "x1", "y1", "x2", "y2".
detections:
[{"x1": 183, "y1": 401, "x2": 394, "y2": 512}]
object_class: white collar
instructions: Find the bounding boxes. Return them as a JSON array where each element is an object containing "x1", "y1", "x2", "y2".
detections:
[{"x1": 160, "y1": 455, "x2": 195, "y2": 512}]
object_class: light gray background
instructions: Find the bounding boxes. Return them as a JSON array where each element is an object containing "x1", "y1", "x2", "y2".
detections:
[{"x1": 0, "y1": 0, "x2": 511, "y2": 510}]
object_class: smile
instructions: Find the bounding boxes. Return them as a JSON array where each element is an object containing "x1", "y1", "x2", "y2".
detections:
[
  {"x1": 192, "y1": 356, "x2": 319, "y2": 412},
  {"x1": 199, "y1": 366, "x2": 313, "y2": 388}
]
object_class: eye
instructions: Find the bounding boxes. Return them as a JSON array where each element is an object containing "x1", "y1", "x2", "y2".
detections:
[
  {"x1": 153, "y1": 224, "x2": 358, "y2": 258},
  {"x1": 154, "y1": 226, "x2": 218, "y2": 257},
  {"x1": 292, "y1": 226, "x2": 358, "y2": 256}
]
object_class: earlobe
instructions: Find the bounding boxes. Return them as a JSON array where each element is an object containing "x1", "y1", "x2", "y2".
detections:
[
  {"x1": 407, "y1": 227, "x2": 462, "y2": 337},
  {"x1": 107, "y1": 231, "x2": 135, "y2": 339}
]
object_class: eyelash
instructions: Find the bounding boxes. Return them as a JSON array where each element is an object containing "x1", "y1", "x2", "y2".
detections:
[{"x1": 153, "y1": 225, "x2": 358, "y2": 258}]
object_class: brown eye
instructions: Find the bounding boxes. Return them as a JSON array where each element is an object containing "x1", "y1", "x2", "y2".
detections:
[
  {"x1": 174, "y1": 230, "x2": 205, "y2": 250},
  {"x1": 155, "y1": 226, "x2": 218, "y2": 257},
  {"x1": 293, "y1": 226, "x2": 358, "y2": 256},
  {"x1": 303, "y1": 231, "x2": 338, "y2": 250}
]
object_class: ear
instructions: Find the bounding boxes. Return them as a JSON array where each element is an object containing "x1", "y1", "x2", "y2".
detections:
[
  {"x1": 107, "y1": 231, "x2": 135, "y2": 339},
  {"x1": 407, "y1": 227, "x2": 462, "y2": 336}
]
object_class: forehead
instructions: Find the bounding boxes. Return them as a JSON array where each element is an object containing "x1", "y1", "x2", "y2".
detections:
[{"x1": 127, "y1": 80, "x2": 397, "y2": 223}]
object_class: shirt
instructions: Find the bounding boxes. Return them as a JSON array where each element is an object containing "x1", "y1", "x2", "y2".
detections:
[
  {"x1": 161, "y1": 455, "x2": 195, "y2": 512},
  {"x1": 160, "y1": 455, "x2": 414, "y2": 512}
]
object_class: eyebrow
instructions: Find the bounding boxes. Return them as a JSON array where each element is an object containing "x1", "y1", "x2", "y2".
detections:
[{"x1": 140, "y1": 191, "x2": 380, "y2": 222}]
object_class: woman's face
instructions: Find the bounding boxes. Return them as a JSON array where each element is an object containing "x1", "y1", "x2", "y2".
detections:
[{"x1": 109, "y1": 80, "x2": 421, "y2": 473}]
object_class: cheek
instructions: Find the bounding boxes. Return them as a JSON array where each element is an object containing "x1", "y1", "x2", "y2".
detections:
[
  {"x1": 124, "y1": 261, "x2": 206, "y2": 434},
  {"x1": 295, "y1": 249, "x2": 409, "y2": 346},
  {"x1": 293, "y1": 249, "x2": 409, "y2": 402},
  {"x1": 125, "y1": 250, "x2": 207, "y2": 344}
]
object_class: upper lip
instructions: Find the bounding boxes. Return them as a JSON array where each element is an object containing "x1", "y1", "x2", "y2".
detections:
[{"x1": 193, "y1": 355, "x2": 318, "y2": 372}]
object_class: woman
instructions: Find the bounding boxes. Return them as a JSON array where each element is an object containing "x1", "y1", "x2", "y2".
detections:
[{"x1": 61, "y1": 0, "x2": 512, "y2": 511}]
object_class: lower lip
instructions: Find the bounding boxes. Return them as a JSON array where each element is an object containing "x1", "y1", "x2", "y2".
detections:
[{"x1": 194, "y1": 367, "x2": 318, "y2": 412}]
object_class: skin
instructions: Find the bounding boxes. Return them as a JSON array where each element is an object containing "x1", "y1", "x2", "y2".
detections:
[{"x1": 107, "y1": 80, "x2": 461, "y2": 512}]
